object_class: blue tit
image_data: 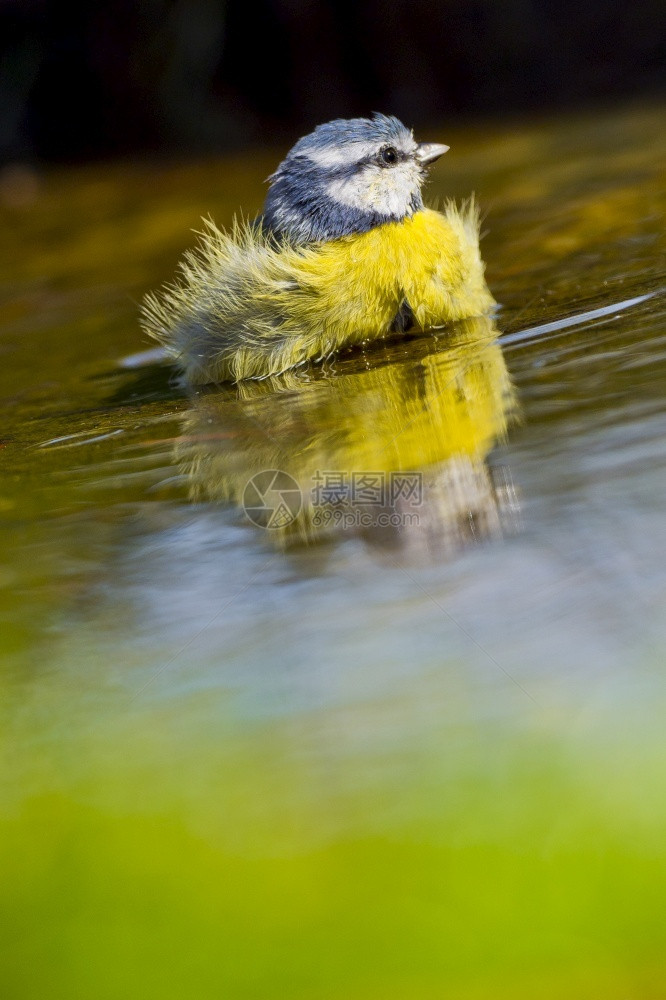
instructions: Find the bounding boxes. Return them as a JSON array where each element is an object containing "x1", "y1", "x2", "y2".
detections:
[{"x1": 141, "y1": 113, "x2": 495, "y2": 383}]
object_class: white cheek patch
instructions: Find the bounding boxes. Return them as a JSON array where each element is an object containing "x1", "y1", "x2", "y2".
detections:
[
  {"x1": 326, "y1": 161, "x2": 421, "y2": 218},
  {"x1": 325, "y1": 173, "x2": 373, "y2": 213}
]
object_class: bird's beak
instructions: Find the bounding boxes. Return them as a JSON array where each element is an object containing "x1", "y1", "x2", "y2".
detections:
[{"x1": 415, "y1": 142, "x2": 450, "y2": 166}]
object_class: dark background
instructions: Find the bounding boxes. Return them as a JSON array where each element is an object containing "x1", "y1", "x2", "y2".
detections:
[{"x1": 1, "y1": 0, "x2": 665, "y2": 163}]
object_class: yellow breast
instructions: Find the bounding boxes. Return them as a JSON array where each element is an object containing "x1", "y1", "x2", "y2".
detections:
[
  {"x1": 280, "y1": 206, "x2": 494, "y2": 346},
  {"x1": 142, "y1": 203, "x2": 495, "y2": 383}
]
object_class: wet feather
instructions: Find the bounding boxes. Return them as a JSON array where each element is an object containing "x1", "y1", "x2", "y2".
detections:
[{"x1": 141, "y1": 202, "x2": 494, "y2": 383}]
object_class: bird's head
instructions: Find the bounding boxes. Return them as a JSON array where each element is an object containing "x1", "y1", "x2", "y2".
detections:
[{"x1": 262, "y1": 113, "x2": 449, "y2": 245}]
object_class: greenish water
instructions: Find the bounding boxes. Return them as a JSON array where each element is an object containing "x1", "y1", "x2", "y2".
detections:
[{"x1": 1, "y1": 102, "x2": 666, "y2": 999}]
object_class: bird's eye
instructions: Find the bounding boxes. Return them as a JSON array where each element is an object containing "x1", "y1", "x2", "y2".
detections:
[{"x1": 379, "y1": 146, "x2": 398, "y2": 166}]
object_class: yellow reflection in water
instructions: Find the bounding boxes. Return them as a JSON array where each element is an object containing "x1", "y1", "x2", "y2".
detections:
[{"x1": 178, "y1": 314, "x2": 519, "y2": 553}]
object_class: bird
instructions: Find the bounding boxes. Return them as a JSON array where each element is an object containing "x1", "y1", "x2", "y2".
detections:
[{"x1": 141, "y1": 113, "x2": 495, "y2": 384}]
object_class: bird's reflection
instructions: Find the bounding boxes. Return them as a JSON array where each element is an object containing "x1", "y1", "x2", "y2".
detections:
[{"x1": 176, "y1": 314, "x2": 519, "y2": 557}]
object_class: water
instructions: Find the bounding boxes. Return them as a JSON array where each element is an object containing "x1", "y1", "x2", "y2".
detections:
[{"x1": 1, "y1": 102, "x2": 666, "y2": 999}]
